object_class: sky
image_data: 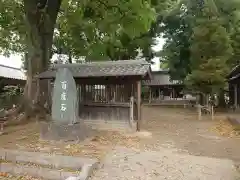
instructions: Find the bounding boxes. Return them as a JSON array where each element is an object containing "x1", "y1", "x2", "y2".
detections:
[
  {"x1": 0, "y1": 37, "x2": 165, "y2": 70},
  {"x1": 151, "y1": 37, "x2": 165, "y2": 71},
  {"x1": 0, "y1": 54, "x2": 23, "y2": 68}
]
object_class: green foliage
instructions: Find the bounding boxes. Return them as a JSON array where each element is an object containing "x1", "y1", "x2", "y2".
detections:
[
  {"x1": 0, "y1": 0, "x2": 179, "y2": 64},
  {"x1": 229, "y1": 20, "x2": 240, "y2": 67},
  {"x1": 0, "y1": 0, "x2": 25, "y2": 55},
  {"x1": 0, "y1": 85, "x2": 23, "y2": 109},
  {"x1": 190, "y1": 1, "x2": 232, "y2": 63},
  {"x1": 54, "y1": 0, "x2": 158, "y2": 61},
  {"x1": 186, "y1": 58, "x2": 229, "y2": 94},
  {"x1": 1, "y1": 85, "x2": 23, "y2": 97},
  {"x1": 159, "y1": 0, "x2": 193, "y2": 80},
  {"x1": 159, "y1": 0, "x2": 240, "y2": 95},
  {"x1": 0, "y1": 0, "x2": 160, "y2": 63},
  {"x1": 53, "y1": 0, "x2": 179, "y2": 61},
  {"x1": 186, "y1": 0, "x2": 232, "y2": 94}
]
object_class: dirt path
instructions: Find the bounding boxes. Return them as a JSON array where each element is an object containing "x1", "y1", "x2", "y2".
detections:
[
  {"x1": 90, "y1": 106, "x2": 240, "y2": 180},
  {"x1": 0, "y1": 107, "x2": 240, "y2": 179},
  {"x1": 90, "y1": 146, "x2": 238, "y2": 180},
  {"x1": 141, "y1": 107, "x2": 240, "y2": 161}
]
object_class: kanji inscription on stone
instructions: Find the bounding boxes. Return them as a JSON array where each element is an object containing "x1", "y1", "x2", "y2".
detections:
[{"x1": 51, "y1": 67, "x2": 78, "y2": 124}]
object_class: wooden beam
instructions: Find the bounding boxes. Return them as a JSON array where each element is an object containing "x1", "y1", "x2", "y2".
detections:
[
  {"x1": 158, "y1": 89, "x2": 161, "y2": 100},
  {"x1": 136, "y1": 81, "x2": 141, "y2": 131},
  {"x1": 129, "y1": 96, "x2": 134, "y2": 128},
  {"x1": 149, "y1": 87, "x2": 152, "y2": 104},
  {"x1": 172, "y1": 88, "x2": 175, "y2": 99},
  {"x1": 234, "y1": 84, "x2": 238, "y2": 108}
]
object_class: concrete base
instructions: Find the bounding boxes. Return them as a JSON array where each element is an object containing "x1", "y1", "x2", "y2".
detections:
[
  {"x1": 84, "y1": 120, "x2": 136, "y2": 132},
  {"x1": 0, "y1": 149, "x2": 98, "y2": 180},
  {"x1": 40, "y1": 121, "x2": 94, "y2": 142},
  {"x1": 227, "y1": 117, "x2": 240, "y2": 126}
]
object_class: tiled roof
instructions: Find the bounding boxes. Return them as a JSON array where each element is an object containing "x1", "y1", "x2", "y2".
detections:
[
  {"x1": 228, "y1": 64, "x2": 240, "y2": 81},
  {"x1": 37, "y1": 60, "x2": 151, "y2": 79},
  {"x1": 0, "y1": 64, "x2": 26, "y2": 80},
  {"x1": 143, "y1": 71, "x2": 181, "y2": 86}
]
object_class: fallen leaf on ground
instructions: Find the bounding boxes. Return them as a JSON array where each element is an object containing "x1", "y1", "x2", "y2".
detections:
[
  {"x1": 0, "y1": 172, "x2": 8, "y2": 177},
  {"x1": 210, "y1": 119, "x2": 240, "y2": 138}
]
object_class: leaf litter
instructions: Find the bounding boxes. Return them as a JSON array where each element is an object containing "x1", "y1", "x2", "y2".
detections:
[
  {"x1": 0, "y1": 121, "x2": 144, "y2": 179},
  {"x1": 210, "y1": 119, "x2": 240, "y2": 138}
]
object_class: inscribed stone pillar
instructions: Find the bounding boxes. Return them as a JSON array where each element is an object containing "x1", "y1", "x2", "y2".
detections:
[
  {"x1": 51, "y1": 68, "x2": 78, "y2": 124},
  {"x1": 40, "y1": 67, "x2": 94, "y2": 141}
]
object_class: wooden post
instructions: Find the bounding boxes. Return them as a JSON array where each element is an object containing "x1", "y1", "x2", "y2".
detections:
[
  {"x1": 173, "y1": 88, "x2": 175, "y2": 100},
  {"x1": 234, "y1": 84, "x2": 238, "y2": 109},
  {"x1": 158, "y1": 88, "x2": 161, "y2": 100},
  {"x1": 137, "y1": 81, "x2": 141, "y2": 131},
  {"x1": 211, "y1": 105, "x2": 214, "y2": 120},
  {"x1": 129, "y1": 96, "x2": 135, "y2": 128},
  {"x1": 198, "y1": 104, "x2": 202, "y2": 120},
  {"x1": 149, "y1": 87, "x2": 152, "y2": 104}
]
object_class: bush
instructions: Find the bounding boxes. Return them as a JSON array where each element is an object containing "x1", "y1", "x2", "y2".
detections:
[{"x1": 0, "y1": 85, "x2": 23, "y2": 109}]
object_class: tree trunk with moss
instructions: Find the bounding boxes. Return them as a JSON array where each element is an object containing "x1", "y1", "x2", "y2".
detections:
[{"x1": 23, "y1": 0, "x2": 62, "y2": 117}]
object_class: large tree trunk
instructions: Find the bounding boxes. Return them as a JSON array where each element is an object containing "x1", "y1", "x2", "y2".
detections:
[{"x1": 23, "y1": 0, "x2": 62, "y2": 117}]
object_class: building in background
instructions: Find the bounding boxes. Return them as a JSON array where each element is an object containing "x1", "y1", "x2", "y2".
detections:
[
  {"x1": 228, "y1": 65, "x2": 240, "y2": 109},
  {"x1": 143, "y1": 70, "x2": 183, "y2": 101},
  {"x1": 0, "y1": 64, "x2": 26, "y2": 86},
  {"x1": 142, "y1": 70, "x2": 197, "y2": 106},
  {"x1": 0, "y1": 64, "x2": 26, "y2": 109}
]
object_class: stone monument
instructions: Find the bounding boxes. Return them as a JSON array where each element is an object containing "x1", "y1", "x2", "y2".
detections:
[
  {"x1": 51, "y1": 67, "x2": 78, "y2": 124},
  {"x1": 40, "y1": 62, "x2": 92, "y2": 141}
]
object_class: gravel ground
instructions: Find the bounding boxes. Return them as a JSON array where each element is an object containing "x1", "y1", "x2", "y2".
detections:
[
  {"x1": 140, "y1": 107, "x2": 240, "y2": 162},
  {"x1": 89, "y1": 107, "x2": 240, "y2": 180},
  {"x1": 1, "y1": 107, "x2": 240, "y2": 179},
  {"x1": 90, "y1": 146, "x2": 238, "y2": 180}
]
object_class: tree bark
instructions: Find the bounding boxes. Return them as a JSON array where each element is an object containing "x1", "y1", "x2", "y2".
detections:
[
  {"x1": 69, "y1": 52, "x2": 72, "y2": 64},
  {"x1": 23, "y1": 0, "x2": 62, "y2": 117}
]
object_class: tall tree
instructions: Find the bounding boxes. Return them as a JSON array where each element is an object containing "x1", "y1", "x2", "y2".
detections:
[
  {"x1": 186, "y1": 0, "x2": 232, "y2": 101},
  {"x1": 158, "y1": 0, "x2": 239, "y2": 106},
  {"x1": 23, "y1": 0, "x2": 62, "y2": 115},
  {"x1": 159, "y1": 0, "x2": 195, "y2": 80},
  {"x1": 160, "y1": 0, "x2": 240, "y2": 79},
  {"x1": 0, "y1": 0, "x2": 158, "y2": 115}
]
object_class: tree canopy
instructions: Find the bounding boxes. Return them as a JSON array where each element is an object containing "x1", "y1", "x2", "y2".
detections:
[
  {"x1": 0, "y1": 0, "x2": 165, "y2": 62},
  {"x1": 2, "y1": 0, "x2": 239, "y2": 109},
  {"x1": 0, "y1": 0, "x2": 174, "y2": 114},
  {"x1": 54, "y1": 0, "x2": 156, "y2": 61},
  {"x1": 159, "y1": 0, "x2": 240, "y2": 96}
]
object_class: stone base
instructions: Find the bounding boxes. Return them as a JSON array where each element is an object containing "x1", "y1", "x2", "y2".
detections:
[
  {"x1": 84, "y1": 120, "x2": 136, "y2": 132},
  {"x1": 0, "y1": 149, "x2": 98, "y2": 180},
  {"x1": 40, "y1": 122, "x2": 94, "y2": 142}
]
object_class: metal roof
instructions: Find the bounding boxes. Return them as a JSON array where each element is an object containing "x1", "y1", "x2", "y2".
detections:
[
  {"x1": 37, "y1": 60, "x2": 152, "y2": 79},
  {"x1": 0, "y1": 64, "x2": 26, "y2": 80},
  {"x1": 143, "y1": 71, "x2": 181, "y2": 86}
]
